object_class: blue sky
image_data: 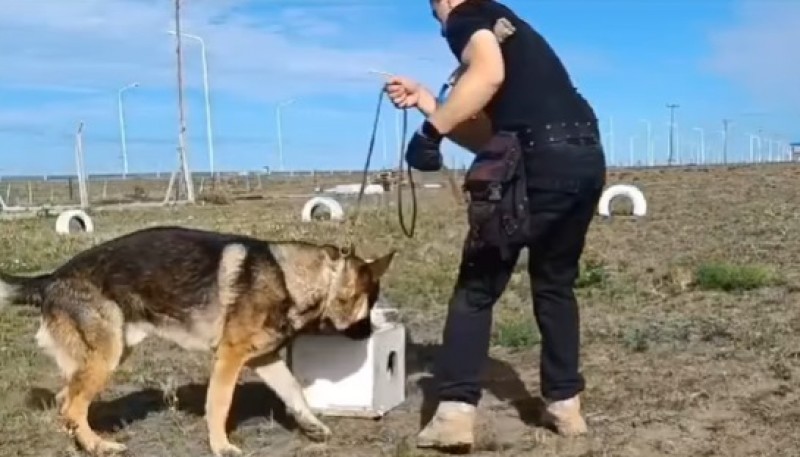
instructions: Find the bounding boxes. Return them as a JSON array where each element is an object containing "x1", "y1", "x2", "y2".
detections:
[{"x1": 0, "y1": 0, "x2": 798, "y2": 176}]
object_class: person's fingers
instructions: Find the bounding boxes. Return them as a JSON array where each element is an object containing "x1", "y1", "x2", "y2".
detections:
[
  {"x1": 385, "y1": 84, "x2": 406, "y2": 98},
  {"x1": 387, "y1": 89, "x2": 405, "y2": 100},
  {"x1": 386, "y1": 76, "x2": 405, "y2": 85},
  {"x1": 399, "y1": 97, "x2": 416, "y2": 109},
  {"x1": 387, "y1": 75, "x2": 418, "y2": 91},
  {"x1": 387, "y1": 93, "x2": 406, "y2": 107},
  {"x1": 388, "y1": 92, "x2": 408, "y2": 101}
]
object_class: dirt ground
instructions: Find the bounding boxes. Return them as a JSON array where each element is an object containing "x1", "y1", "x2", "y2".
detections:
[{"x1": 1, "y1": 164, "x2": 799, "y2": 457}]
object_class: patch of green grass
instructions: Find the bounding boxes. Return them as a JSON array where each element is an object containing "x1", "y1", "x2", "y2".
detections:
[
  {"x1": 619, "y1": 316, "x2": 758, "y2": 353},
  {"x1": 620, "y1": 320, "x2": 693, "y2": 352},
  {"x1": 576, "y1": 259, "x2": 608, "y2": 289},
  {"x1": 492, "y1": 315, "x2": 540, "y2": 349},
  {"x1": 622, "y1": 327, "x2": 651, "y2": 353},
  {"x1": 694, "y1": 262, "x2": 781, "y2": 292}
]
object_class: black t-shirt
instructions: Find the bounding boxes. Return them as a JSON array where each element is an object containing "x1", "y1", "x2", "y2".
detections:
[{"x1": 443, "y1": 0, "x2": 598, "y2": 131}]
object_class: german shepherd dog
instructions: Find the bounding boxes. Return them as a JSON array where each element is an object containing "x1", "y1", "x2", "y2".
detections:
[{"x1": 0, "y1": 225, "x2": 396, "y2": 456}]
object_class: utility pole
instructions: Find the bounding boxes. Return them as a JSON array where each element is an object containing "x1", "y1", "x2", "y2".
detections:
[
  {"x1": 174, "y1": 0, "x2": 195, "y2": 203},
  {"x1": 168, "y1": 31, "x2": 214, "y2": 178},
  {"x1": 666, "y1": 103, "x2": 679, "y2": 166},
  {"x1": 722, "y1": 118, "x2": 731, "y2": 164}
]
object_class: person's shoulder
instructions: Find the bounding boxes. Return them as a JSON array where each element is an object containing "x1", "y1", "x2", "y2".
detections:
[
  {"x1": 446, "y1": 0, "x2": 502, "y2": 31},
  {"x1": 444, "y1": 1, "x2": 502, "y2": 59}
]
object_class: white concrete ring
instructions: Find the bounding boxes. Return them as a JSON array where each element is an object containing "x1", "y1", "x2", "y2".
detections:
[
  {"x1": 598, "y1": 184, "x2": 647, "y2": 217},
  {"x1": 55, "y1": 209, "x2": 95, "y2": 234},
  {"x1": 301, "y1": 197, "x2": 344, "y2": 222}
]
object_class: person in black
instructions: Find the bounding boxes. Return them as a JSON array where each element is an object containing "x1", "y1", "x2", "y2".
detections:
[{"x1": 385, "y1": 0, "x2": 606, "y2": 451}]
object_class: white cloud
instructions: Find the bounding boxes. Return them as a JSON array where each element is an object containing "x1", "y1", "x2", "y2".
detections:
[
  {"x1": 0, "y1": 0, "x2": 613, "y2": 105},
  {"x1": 0, "y1": 0, "x2": 452, "y2": 103},
  {"x1": 0, "y1": 0, "x2": 615, "y2": 173},
  {"x1": 0, "y1": 0, "x2": 455, "y2": 172},
  {"x1": 704, "y1": 0, "x2": 800, "y2": 107}
]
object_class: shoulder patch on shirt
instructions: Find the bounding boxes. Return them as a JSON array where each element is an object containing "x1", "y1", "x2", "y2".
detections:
[{"x1": 444, "y1": 9, "x2": 495, "y2": 59}]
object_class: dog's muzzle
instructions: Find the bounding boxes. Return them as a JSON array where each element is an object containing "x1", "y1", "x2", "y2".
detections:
[
  {"x1": 315, "y1": 317, "x2": 373, "y2": 340},
  {"x1": 340, "y1": 317, "x2": 373, "y2": 340}
]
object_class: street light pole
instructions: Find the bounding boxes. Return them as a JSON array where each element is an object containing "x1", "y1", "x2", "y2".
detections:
[
  {"x1": 666, "y1": 103, "x2": 679, "y2": 166},
  {"x1": 118, "y1": 82, "x2": 139, "y2": 179},
  {"x1": 167, "y1": 30, "x2": 215, "y2": 176},
  {"x1": 639, "y1": 119, "x2": 652, "y2": 166},
  {"x1": 693, "y1": 127, "x2": 705, "y2": 164},
  {"x1": 722, "y1": 118, "x2": 731, "y2": 164},
  {"x1": 276, "y1": 99, "x2": 294, "y2": 172},
  {"x1": 628, "y1": 136, "x2": 636, "y2": 167}
]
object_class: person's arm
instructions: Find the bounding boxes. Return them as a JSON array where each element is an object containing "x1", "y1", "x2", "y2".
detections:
[
  {"x1": 414, "y1": 85, "x2": 493, "y2": 154},
  {"x1": 427, "y1": 28, "x2": 505, "y2": 136}
]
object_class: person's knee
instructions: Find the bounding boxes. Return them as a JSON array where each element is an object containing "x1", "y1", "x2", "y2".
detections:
[
  {"x1": 448, "y1": 286, "x2": 501, "y2": 314},
  {"x1": 530, "y1": 262, "x2": 580, "y2": 290}
]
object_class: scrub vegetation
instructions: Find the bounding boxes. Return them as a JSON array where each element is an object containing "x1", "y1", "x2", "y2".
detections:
[{"x1": 1, "y1": 164, "x2": 799, "y2": 456}]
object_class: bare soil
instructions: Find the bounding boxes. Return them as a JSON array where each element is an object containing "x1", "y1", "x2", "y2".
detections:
[{"x1": 1, "y1": 164, "x2": 799, "y2": 457}]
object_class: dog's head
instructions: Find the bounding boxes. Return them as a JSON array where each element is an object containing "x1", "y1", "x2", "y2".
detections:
[{"x1": 320, "y1": 246, "x2": 396, "y2": 340}]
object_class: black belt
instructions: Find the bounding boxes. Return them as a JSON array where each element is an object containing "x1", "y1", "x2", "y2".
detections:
[{"x1": 511, "y1": 121, "x2": 600, "y2": 148}]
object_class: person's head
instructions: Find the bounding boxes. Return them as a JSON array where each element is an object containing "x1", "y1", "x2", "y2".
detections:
[{"x1": 429, "y1": 0, "x2": 466, "y2": 26}]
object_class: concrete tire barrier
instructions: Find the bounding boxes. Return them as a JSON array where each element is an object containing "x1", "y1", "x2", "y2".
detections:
[
  {"x1": 598, "y1": 184, "x2": 647, "y2": 217},
  {"x1": 301, "y1": 197, "x2": 344, "y2": 222},
  {"x1": 55, "y1": 209, "x2": 95, "y2": 234}
]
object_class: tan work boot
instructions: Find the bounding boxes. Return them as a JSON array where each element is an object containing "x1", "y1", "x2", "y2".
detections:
[
  {"x1": 416, "y1": 401, "x2": 476, "y2": 452},
  {"x1": 541, "y1": 395, "x2": 588, "y2": 436}
]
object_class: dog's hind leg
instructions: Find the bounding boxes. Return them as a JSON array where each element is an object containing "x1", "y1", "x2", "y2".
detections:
[
  {"x1": 39, "y1": 303, "x2": 127, "y2": 456},
  {"x1": 247, "y1": 352, "x2": 332, "y2": 442},
  {"x1": 63, "y1": 355, "x2": 127, "y2": 456},
  {"x1": 205, "y1": 343, "x2": 251, "y2": 457}
]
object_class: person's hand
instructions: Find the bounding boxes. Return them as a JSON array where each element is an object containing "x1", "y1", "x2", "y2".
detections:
[
  {"x1": 405, "y1": 120, "x2": 444, "y2": 172},
  {"x1": 384, "y1": 76, "x2": 423, "y2": 109}
]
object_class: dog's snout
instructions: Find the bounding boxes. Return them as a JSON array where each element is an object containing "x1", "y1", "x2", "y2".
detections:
[{"x1": 341, "y1": 318, "x2": 372, "y2": 340}]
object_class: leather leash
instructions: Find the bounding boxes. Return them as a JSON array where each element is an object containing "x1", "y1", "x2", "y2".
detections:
[
  {"x1": 347, "y1": 87, "x2": 416, "y2": 241},
  {"x1": 342, "y1": 83, "x2": 466, "y2": 249}
]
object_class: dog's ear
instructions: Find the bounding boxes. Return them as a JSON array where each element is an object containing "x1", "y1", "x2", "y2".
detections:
[{"x1": 363, "y1": 250, "x2": 396, "y2": 281}]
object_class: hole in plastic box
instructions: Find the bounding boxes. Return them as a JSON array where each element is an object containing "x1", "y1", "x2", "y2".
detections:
[{"x1": 386, "y1": 351, "x2": 397, "y2": 378}]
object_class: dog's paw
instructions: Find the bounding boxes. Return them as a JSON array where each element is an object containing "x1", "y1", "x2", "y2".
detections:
[
  {"x1": 92, "y1": 439, "x2": 127, "y2": 456},
  {"x1": 210, "y1": 441, "x2": 242, "y2": 457},
  {"x1": 298, "y1": 420, "x2": 332, "y2": 442}
]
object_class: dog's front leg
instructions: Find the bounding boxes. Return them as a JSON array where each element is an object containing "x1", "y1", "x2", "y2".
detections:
[
  {"x1": 206, "y1": 345, "x2": 249, "y2": 457},
  {"x1": 247, "y1": 353, "x2": 332, "y2": 442}
]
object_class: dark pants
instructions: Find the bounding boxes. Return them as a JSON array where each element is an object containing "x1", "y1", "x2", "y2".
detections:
[{"x1": 434, "y1": 140, "x2": 606, "y2": 405}]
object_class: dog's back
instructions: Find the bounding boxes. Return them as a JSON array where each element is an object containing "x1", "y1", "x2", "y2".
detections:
[{"x1": 48, "y1": 225, "x2": 274, "y2": 323}]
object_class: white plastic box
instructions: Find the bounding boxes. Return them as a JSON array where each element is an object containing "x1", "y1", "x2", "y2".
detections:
[{"x1": 288, "y1": 320, "x2": 406, "y2": 418}]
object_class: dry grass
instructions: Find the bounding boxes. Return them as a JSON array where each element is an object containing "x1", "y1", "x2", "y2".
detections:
[{"x1": 2, "y1": 164, "x2": 800, "y2": 456}]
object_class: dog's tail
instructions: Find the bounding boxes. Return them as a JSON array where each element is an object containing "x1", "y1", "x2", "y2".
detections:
[{"x1": 0, "y1": 271, "x2": 51, "y2": 310}]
